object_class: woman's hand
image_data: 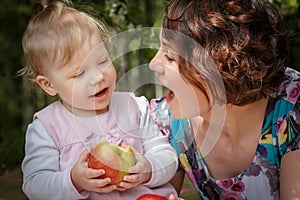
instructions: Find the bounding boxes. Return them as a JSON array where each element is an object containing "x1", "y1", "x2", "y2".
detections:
[
  {"x1": 116, "y1": 150, "x2": 152, "y2": 191},
  {"x1": 71, "y1": 150, "x2": 116, "y2": 193}
]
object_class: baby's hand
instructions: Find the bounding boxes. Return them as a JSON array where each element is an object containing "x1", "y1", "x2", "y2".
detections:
[
  {"x1": 168, "y1": 194, "x2": 184, "y2": 200},
  {"x1": 116, "y1": 151, "x2": 152, "y2": 191},
  {"x1": 71, "y1": 150, "x2": 116, "y2": 193}
]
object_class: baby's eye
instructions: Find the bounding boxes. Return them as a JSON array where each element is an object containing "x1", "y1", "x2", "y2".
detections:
[
  {"x1": 73, "y1": 70, "x2": 85, "y2": 78},
  {"x1": 164, "y1": 54, "x2": 175, "y2": 62},
  {"x1": 98, "y1": 57, "x2": 108, "y2": 65}
]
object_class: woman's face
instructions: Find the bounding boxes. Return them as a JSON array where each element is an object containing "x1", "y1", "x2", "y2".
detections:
[{"x1": 149, "y1": 32, "x2": 208, "y2": 119}]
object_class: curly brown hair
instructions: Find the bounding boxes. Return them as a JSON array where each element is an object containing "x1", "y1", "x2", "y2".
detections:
[{"x1": 162, "y1": 0, "x2": 290, "y2": 106}]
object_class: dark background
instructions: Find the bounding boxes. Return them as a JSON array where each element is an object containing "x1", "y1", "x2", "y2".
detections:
[{"x1": 0, "y1": 0, "x2": 299, "y2": 176}]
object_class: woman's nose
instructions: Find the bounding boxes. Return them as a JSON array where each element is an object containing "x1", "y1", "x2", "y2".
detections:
[{"x1": 149, "y1": 54, "x2": 165, "y2": 74}]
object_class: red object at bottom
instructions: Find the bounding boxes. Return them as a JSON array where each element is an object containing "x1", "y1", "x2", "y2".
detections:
[{"x1": 136, "y1": 194, "x2": 168, "y2": 200}]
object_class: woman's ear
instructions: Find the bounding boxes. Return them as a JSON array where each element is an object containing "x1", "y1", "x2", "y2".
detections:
[{"x1": 36, "y1": 75, "x2": 57, "y2": 96}]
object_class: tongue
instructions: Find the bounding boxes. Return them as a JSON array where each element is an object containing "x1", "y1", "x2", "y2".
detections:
[{"x1": 166, "y1": 90, "x2": 174, "y2": 103}]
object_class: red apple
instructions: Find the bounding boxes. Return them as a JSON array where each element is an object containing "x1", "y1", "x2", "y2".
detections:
[
  {"x1": 136, "y1": 194, "x2": 168, "y2": 200},
  {"x1": 88, "y1": 140, "x2": 135, "y2": 185}
]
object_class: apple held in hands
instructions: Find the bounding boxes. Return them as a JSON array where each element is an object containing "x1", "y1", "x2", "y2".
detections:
[
  {"x1": 88, "y1": 140, "x2": 135, "y2": 185},
  {"x1": 137, "y1": 194, "x2": 168, "y2": 200}
]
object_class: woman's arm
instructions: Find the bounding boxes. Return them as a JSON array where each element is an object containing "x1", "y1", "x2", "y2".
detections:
[
  {"x1": 280, "y1": 149, "x2": 300, "y2": 200},
  {"x1": 169, "y1": 170, "x2": 185, "y2": 195}
]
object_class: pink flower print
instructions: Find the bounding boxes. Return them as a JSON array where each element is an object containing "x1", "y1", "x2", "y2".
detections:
[
  {"x1": 278, "y1": 80, "x2": 290, "y2": 94},
  {"x1": 217, "y1": 178, "x2": 234, "y2": 189},
  {"x1": 231, "y1": 181, "x2": 246, "y2": 192},
  {"x1": 149, "y1": 99, "x2": 157, "y2": 113},
  {"x1": 276, "y1": 118, "x2": 287, "y2": 145},
  {"x1": 257, "y1": 144, "x2": 268, "y2": 158},
  {"x1": 106, "y1": 128, "x2": 122, "y2": 145},
  {"x1": 285, "y1": 82, "x2": 300, "y2": 104},
  {"x1": 276, "y1": 118, "x2": 286, "y2": 134},
  {"x1": 253, "y1": 154, "x2": 258, "y2": 163},
  {"x1": 220, "y1": 191, "x2": 243, "y2": 200}
]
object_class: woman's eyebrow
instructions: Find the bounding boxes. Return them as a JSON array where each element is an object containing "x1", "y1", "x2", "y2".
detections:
[{"x1": 161, "y1": 40, "x2": 169, "y2": 47}]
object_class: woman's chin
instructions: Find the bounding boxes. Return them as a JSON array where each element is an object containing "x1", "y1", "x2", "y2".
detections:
[
  {"x1": 169, "y1": 102, "x2": 183, "y2": 119},
  {"x1": 166, "y1": 91, "x2": 183, "y2": 119},
  {"x1": 169, "y1": 98, "x2": 200, "y2": 119}
]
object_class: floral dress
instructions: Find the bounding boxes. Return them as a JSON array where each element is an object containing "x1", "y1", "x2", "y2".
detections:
[{"x1": 150, "y1": 68, "x2": 300, "y2": 200}]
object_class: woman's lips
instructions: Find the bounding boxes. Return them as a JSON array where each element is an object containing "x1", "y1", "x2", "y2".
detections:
[{"x1": 166, "y1": 90, "x2": 174, "y2": 103}]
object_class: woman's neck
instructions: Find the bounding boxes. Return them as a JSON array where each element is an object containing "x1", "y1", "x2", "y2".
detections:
[
  {"x1": 191, "y1": 97, "x2": 269, "y2": 156},
  {"x1": 223, "y1": 97, "x2": 268, "y2": 137}
]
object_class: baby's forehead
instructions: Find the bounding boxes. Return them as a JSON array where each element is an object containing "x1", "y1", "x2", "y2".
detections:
[
  {"x1": 83, "y1": 38, "x2": 109, "y2": 58},
  {"x1": 78, "y1": 35, "x2": 106, "y2": 53},
  {"x1": 66, "y1": 39, "x2": 109, "y2": 65}
]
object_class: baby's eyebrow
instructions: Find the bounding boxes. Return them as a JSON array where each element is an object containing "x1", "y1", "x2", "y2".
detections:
[{"x1": 66, "y1": 64, "x2": 83, "y2": 75}]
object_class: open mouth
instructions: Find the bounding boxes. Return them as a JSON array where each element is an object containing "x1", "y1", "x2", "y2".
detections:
[
  {"x1": 94, "y1": 87, "x2": 109, "y2": 97},
  {"x1": 166, "y1": 90, "x2": 174, "y2": 103}
]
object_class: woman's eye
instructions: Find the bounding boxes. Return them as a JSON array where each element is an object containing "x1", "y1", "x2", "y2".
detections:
[
  {"x1": 73, "y1": 71, "x2": 85, "y2": 78},
  {"x1": 164, "y1": 54, "x2": 175, "y2": 62}
]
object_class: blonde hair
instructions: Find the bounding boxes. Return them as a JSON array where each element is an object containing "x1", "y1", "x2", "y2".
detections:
[{"x1": 19, "y1": 1, "x2": 109, "y2": 81}]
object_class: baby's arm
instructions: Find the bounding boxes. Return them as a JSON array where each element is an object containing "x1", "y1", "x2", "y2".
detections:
[
  {"x1": 130, "y1": 96, "x2": 178, "y2": 187},
  {"x1": 22, "y1": 119, "x2": 88, "y2": 199},
  {"x1": 22, "y1": 120, "x2": 114, "y2": 200},
  {"x1": 140, "y1": 126, "x2": 179, "y2": 187}
]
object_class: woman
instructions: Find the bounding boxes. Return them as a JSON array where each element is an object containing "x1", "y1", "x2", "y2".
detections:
[{"x1": 149, "y1": 0, "x2": 300, "y2": 199}]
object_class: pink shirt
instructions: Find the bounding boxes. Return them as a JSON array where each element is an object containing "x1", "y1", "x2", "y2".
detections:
[{"x1": 22, "y1": 92, "x2": 178, "y2": 200}]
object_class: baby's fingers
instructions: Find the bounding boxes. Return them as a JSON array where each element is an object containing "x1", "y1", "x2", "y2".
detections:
[
  {"x1": 94, "y1": 184, "x2": 116, "y2": 194},
  {"x1": 168, "y1": 194, "x2": 184, "y2": 200},
  {"x1": 128, "y1": 153, "x2": 151, "y2": 174},
  {"x1": 117, "y1": 174, "x2": 143, "y2": 190},
  {"x1": 85, "y1": 178, "x2": 115, "y2": 193},
  {"x1": 79, "y1": 150, "x2": 90, "y2": 162},
  {"x1": 86, "y1": 168, "x2": 105, "y2": 179},
  {"x1": 123, "y1": 174, "x2": 141, "y2": 183},
  {"x1": 117, "y1": 180, "x2": 138, "y2": 190},
  {"x1": 90, "y1": 177, "x2": 112, "y2": 188}
]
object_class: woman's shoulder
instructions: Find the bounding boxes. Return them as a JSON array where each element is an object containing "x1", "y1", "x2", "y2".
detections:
[
  {"x1": 266, "y1": 67, "x2": 300, "y2": 155},
  {"x1": 276, "y1": 67, "x2": 300, "y2": 100},
  {"x1": 268, "y1": 68, "x2": 300, "y2": 116}
]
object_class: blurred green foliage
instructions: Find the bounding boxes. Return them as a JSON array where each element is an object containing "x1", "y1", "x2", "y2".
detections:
[{"x1": 0, "y1": 0, "x2": 299, "y2": 175}]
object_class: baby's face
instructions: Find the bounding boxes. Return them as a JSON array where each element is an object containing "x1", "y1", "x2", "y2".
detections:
[{"x1": 46, "y1": 35, "x2": 117, "y2": 116}]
